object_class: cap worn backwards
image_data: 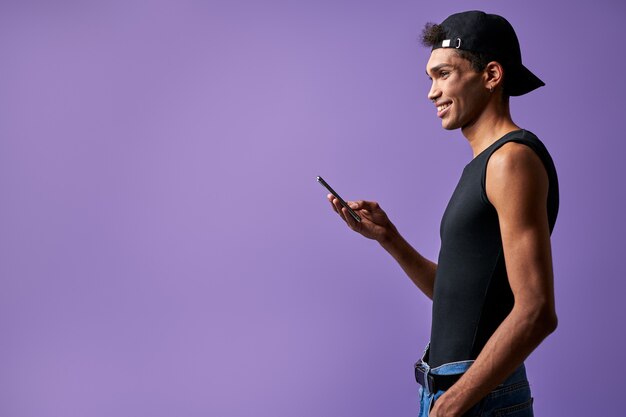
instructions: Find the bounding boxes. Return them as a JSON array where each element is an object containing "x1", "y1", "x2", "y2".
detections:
[{"x1": 433, "y1": 10, "x2": 544, "y2": 96}]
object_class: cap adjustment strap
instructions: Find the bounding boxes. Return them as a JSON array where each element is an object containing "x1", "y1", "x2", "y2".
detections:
[{"x1": 441, "y1": 38, "x2": 462, "y2": 49}]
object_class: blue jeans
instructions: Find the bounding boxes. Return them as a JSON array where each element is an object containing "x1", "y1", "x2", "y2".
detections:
[{"x1": 416, "y1": 346, "x2": 534, "y2": 416}]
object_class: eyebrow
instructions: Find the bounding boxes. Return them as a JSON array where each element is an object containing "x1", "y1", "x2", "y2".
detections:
[{"x1": 426, "y1": 63, "x2": 452, "y2": 76}]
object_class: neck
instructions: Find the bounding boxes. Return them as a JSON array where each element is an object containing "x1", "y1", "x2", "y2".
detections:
[{"x1": 461, "y1": 97, "x2": 520, "y2": 158}]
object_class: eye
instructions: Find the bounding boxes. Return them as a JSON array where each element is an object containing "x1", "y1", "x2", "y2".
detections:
[{"x1": 440, "y1": 70, "x2": 450, "y2": 78}]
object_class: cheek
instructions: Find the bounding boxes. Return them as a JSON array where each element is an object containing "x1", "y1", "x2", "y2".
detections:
[
  {"x1": 442, "y1": 77, "x2": 468, "y2": 102},
  {"x1": 457, "y1": 82, "x2": 487, "y2": 111},
  {"x1": 442, "y1": 81, "x2": 460, "y2": 97}
]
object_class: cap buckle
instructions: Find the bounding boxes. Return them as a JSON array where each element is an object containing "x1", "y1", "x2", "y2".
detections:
[{"x1": 441, "y1": 38, "x2": 462, "y2": 49}]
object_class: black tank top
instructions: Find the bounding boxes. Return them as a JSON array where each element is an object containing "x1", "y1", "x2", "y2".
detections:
[{"x1": 429, "y1": 129, "x2": 559, "y2": 367}]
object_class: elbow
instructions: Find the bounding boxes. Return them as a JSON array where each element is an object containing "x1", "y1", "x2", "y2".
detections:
[
  {"x1": 531, "y1": 305, "x2": 558, "y2": 338},
  {"x1": 541, "y1": 309, "x2": 558, "y2": 335},
  {"x1": 516, "y1": 300, "x2": 558, "y2": 339}
]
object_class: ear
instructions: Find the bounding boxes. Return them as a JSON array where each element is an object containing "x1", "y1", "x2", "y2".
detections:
[{"x1": 483, "y1": 61, "x2": 505, "y2": 91}]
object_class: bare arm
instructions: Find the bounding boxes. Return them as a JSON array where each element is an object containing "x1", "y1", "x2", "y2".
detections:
[
  {"x1": 328, "y1": 195, "x2": 437, "y2": 299},
  {"x1": 430, "y1": 142, "x2": 558, "y2": 417}
]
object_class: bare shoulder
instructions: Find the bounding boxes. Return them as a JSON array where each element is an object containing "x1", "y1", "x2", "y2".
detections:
[
  {"x1": 486, "y1": 141, "x2": 548, "y2": 207},
  {"x1": 488, "y1": 141, "x2": 544, "y2": 174}
]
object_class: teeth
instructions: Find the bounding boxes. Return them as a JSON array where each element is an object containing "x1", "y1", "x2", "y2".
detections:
[{"x1": 437, "y1": 103, "x2": 451, "y2": 112}]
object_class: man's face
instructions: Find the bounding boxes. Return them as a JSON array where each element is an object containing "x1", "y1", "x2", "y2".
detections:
[{"x1": 425, "y1": 48, "x2": 490, "y2": 130}]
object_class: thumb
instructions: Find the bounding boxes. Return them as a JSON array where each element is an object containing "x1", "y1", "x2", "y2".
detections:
[
  {"x1": 358, "y1": 200, "x2": 381, "y2": 211},
  {"x1": 348, "y1": 201, "x2": 362, "y2": 209}
]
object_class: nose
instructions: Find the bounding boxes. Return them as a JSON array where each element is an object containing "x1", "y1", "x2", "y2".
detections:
[{"x1": 427, "y1": 79, "x2": 440, "y2": 102}]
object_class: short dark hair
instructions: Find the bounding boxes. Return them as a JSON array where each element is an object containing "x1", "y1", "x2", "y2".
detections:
[{"x1": 421, "y1": 22, "x2": 509, "y2": 97}]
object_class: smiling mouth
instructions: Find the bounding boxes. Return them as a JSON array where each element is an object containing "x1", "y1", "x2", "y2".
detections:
[{"x1": 437, "y1": 102, "x2": 451, "y2": 117}]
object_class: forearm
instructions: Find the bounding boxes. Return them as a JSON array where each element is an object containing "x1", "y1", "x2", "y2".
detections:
[
  {"x1": 434, "y1": 304, "x2": 557, "y2": 416},
  {"x1": 378, "y1": 225, "x2": 437, "y2": 299}
]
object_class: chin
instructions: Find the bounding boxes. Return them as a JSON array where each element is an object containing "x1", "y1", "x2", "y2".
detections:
[{"x1": 441, "y1": 120, "x2": 461, "y2": 131}]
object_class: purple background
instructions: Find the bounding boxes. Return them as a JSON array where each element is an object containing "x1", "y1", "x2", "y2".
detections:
[{"x1": 1, "y1": 1, "x2": 624, "y2": 416}]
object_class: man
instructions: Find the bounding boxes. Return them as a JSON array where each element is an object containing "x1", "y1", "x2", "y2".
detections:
[{"x1": 326, "y1": 11, "x2": 558, "y2": 417}]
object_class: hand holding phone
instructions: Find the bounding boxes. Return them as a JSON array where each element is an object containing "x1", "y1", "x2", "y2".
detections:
[{"x1": 317, "y1": 176, "x2": 361, "y2": 223}]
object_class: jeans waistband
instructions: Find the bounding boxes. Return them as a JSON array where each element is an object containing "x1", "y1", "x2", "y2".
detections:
[{"x1": 414, "y1": 343, "x2": 528, "y2": 395}]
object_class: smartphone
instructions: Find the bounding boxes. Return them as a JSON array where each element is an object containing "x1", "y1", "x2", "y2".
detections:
[{"x1": 317, "y1": 176, "x2": 361, "y2": 223}]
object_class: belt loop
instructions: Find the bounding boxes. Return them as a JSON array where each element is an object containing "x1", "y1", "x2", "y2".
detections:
[{"x1": 427, "y1": 373, "x2": 435, "y2": 394}]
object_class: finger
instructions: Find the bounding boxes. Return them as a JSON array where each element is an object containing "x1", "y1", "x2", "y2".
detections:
[
  {"x1": 328, "y1": 197, "x2": 339, "y2": 214},
  {"x1": 331, "y1": 197, "x2": 340, "y2": 212},
  {"x1": 343, "y1": 201, "x2": 362, "y2": 224},
  {"x1": 328, "y1": 195, "x2": 342, "y2": 215},
  {"x1": 333, "y1": 198, "x2": 348, "y2": 222},
  {"x1": 342, "y1": 207, "x2": 354, "y2": 227},
  {"x1": 347, "y1": 200, "x2": 362, "y2": 210},
  {"x1": 338, "y1": 199, "x2": 359, "y2": 214},
  {"x1": 353, "y1": 200, "x2": 381, "y2": 212}
]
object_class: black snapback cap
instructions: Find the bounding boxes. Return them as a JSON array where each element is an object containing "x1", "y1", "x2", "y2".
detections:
[{"x1": 432, "y1": 10, "x2": 544, "y2": 96}]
